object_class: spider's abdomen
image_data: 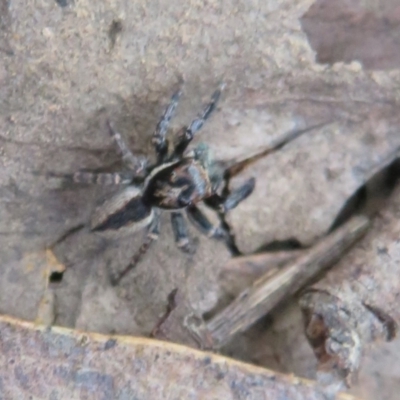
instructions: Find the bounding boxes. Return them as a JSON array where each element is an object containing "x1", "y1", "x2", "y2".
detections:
[
  {"x1": 90, "y1": 186, "x2": 153, "y2": 237},
  {"x1": 145, "y1": 159, "x2": 212, "y2": 209}
]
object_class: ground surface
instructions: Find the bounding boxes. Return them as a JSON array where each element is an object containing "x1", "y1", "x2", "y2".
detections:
[{"x1": 1, "y1": 0, "x2": 400, "y2": 399}]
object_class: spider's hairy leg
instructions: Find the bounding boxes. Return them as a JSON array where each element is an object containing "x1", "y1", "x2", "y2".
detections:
[
  {"x1": 222, "y1": 177, "x2": 255, "y2": 212},
  {"x1": 152, "y1": 88, "x2": 183, "y2": 163},
  {"x1": 171, "y1": 211, "x2": 194, "y2": 253},
  {"x1": 186, "y1": 205, "x2": 225, "y2": 239},
  {"x1": 106, "y1": 120, "x2": 148, "y2": 173},
  {"x1": 203, "y1": 177, "x2": 255, "y2": 256},
  {"x1": 48, "y1": 171, "x2": 135, "y2": 185},
  {"x1": 110, "y1": 211, "x2": 161, "y2": 285},
  {"x1": 173, "y1": 83, "x2": 225, "y2": 157},
  {"x1": 205, "y1": 178, "x2": 255, "y2": 212}
]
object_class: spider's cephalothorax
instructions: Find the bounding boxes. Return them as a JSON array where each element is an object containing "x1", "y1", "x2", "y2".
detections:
[{"x1": 62, "y1": 84, "x2": 255, "y2": 283}]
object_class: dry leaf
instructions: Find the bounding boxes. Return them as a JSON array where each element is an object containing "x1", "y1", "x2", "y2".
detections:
[{"x1": 0, "y1": 314, "x2": 358, "y2": 400}]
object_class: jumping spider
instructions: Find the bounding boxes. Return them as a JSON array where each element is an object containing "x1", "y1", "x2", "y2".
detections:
[{"x1": 61, "y1": 84, "x2": 255, "y2": 283}]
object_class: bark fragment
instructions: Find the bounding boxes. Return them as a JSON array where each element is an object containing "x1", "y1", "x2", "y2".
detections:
[{"x1": 300, "y1": 185, "x2": 400, "y2": 388}]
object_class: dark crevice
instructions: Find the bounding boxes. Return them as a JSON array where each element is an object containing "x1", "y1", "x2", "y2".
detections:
[
  {"x1": 218, "y1": 212, "x2": 241, "y2": 256},
  {"x1": 329, "y1": 186, "x2": 367, "y2": 232},
  {"x1": 329, "y1": 157, "x2": 400, "y2": 232},
  {"x1": 256, "y1": 238, "x2": 305, "y2": 253},
  {"x1": 362, "y1": 302, "x2": 397, "y2": 342},
  {"x1": 49, "y1": 271, "x2": 64, "y2": 284}
]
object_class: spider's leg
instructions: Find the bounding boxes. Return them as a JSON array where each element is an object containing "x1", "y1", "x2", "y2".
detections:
[
  {"x1": 173, "y1": 83, "x2": 225, "y2": 157},
  {"x1": 48, "y1": 171, "x2": 135, "y2": 185},
  {"x1": 221, "y1": 177, "x2": 255, "y2": 212},
  {"x1": 205, "y1": 178, "x2": 255, "y2": 212},
  {"x1": 106, "y1": 120, "x2": 148, "y2": 173},
  {"x1": 152, "y1": 88, "x2": 183, "y2": 163},
  {"x1": 202, "y1": 178, "x2": 254, "y2": 256},
  {"x1": 171, "y1": 211, "x2": 194, "y2": 253},
  {"x1": 110, "y1": 210, "x2": 161, "y2": 285},
  {"x1": 186, "y1": 205, "x2": 225, "y2": 239},
  {"x1": 186, "y1": 204, "x2": 238, "y2": 255}
]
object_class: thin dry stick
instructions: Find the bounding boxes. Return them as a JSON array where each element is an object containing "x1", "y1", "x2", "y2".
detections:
[{"x1": 206, "y1": 215, "x2": 370, "y2": 348}]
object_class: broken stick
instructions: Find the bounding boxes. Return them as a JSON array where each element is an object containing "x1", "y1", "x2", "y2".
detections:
[{"x1": 206, "y1": 215, "x2": 370, "y2": 348}]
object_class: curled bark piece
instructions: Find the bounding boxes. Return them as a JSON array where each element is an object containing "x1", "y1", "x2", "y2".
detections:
[
  {"x1": 207, "y1": 216, "x2": 370, "y2": 348},
  {"x1": 0, "y1": 314, "x2": 358, "y2": 400},
  {"x1": 299, "y1": 185, "x2": 400, "y2": 388}
]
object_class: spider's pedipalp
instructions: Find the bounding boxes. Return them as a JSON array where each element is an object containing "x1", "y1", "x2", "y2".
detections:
[
  {"x1": 106, "y1": 120, "x2": 148, "y2": 173},
  {"x1": 173, "y1": 83, "x2": 225, "y2": 157},
  {"x1": 153, "y1": 88, "x2": 183, "y2": 162}
]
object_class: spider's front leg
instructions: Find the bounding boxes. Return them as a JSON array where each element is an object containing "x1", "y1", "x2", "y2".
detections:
[
  {"x1": 110, "y1": 210, "x2": 161, "y2": 285},
  {"x1": 152, "y1": 88, "x2": 183, "y2": 163},
  {"x1": 106, "y1": 120, "x2": 148, "y2": 174},
  {"x1": 172, "y1": 83, "x2": 225, "y2": 157},
  {"x1": 205, "y1": 177, "x2": 255, "y2": 213},
  {"x1": 203, "y1": 178, "x2": 255, "y2": 255}
]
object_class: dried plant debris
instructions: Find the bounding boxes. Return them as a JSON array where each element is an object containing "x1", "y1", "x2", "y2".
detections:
[
  {"x1": 151, "y1": 217, "x2": 369, "y2": 353},
  {"x1": 0, "y1": 314, "x2": 359, "y2": 400},
  {"x1": 207, "y1": 216, "x2": 369, "y2": 349},
  {"x1": 299, "y1": 184, "x2": 400, "y2": 389}
]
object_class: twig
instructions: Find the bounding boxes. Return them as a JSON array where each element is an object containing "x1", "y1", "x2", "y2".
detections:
[
  {"x1": 206, "y1": 215, "x2": 370, "y2": 348},
  {"x1": 151, "y1": 288, "x2": 178, "y2": 338}
]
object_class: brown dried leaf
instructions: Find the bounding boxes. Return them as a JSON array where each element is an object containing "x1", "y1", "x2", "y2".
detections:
[{"x1": 0, "y1": 314, "x2": 358, "y2": 400}]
